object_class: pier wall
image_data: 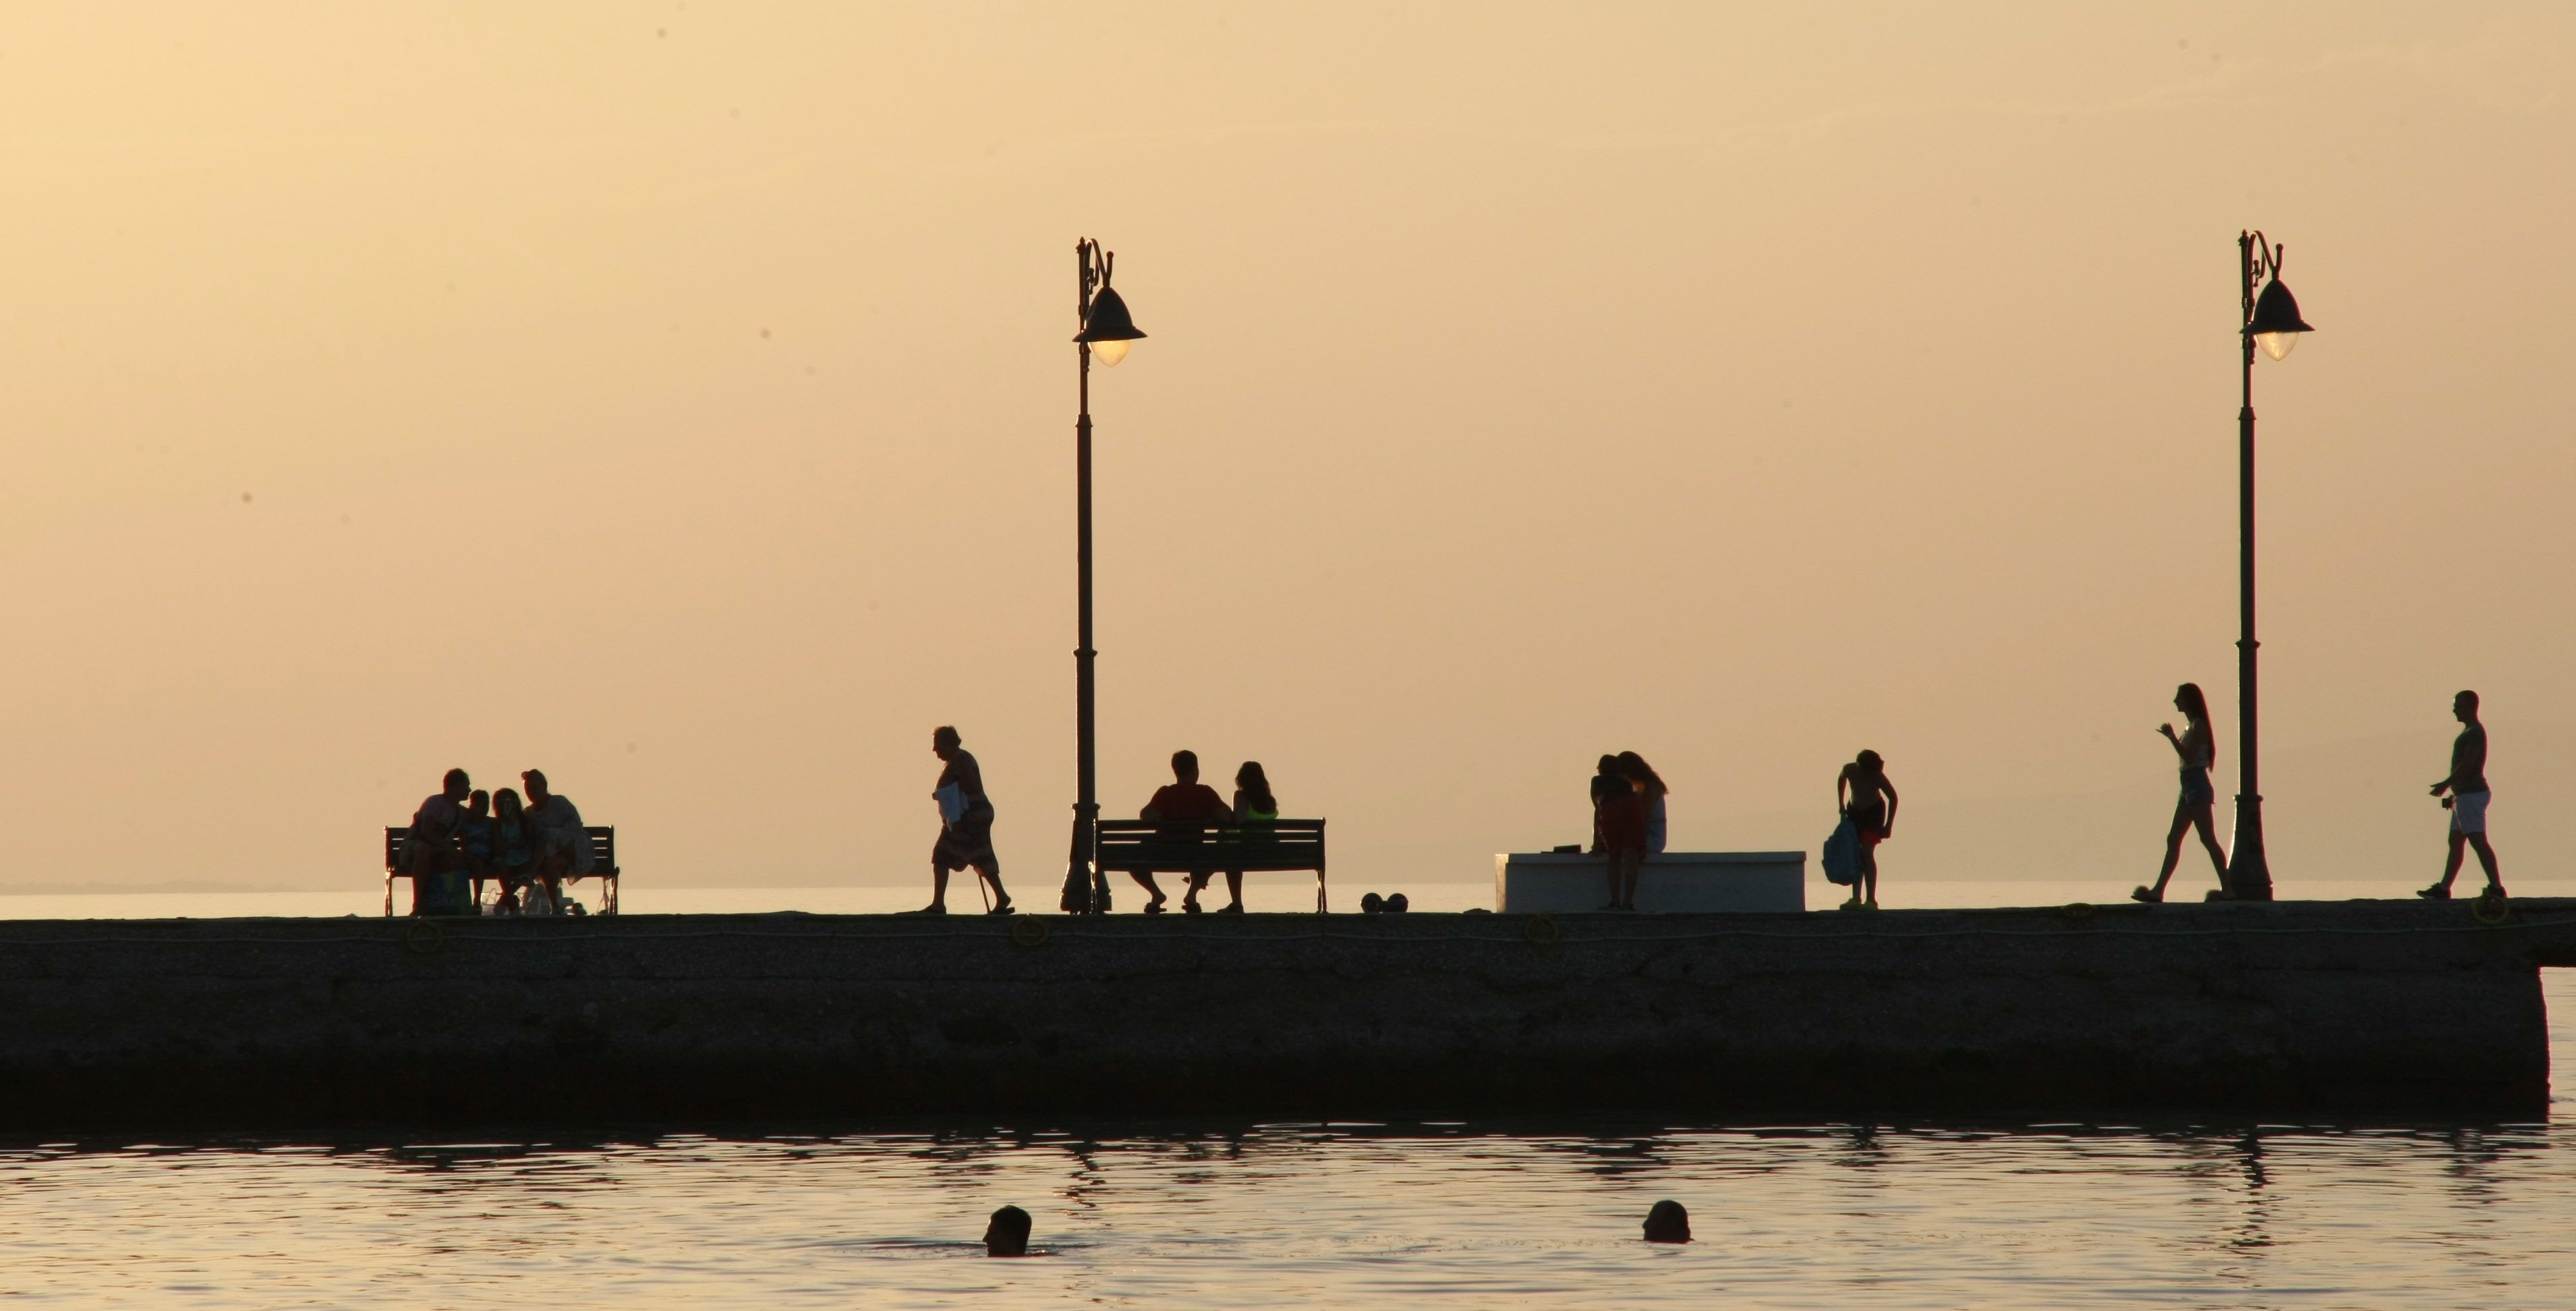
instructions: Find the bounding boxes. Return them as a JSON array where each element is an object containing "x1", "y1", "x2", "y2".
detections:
[{"x1": 2, "y1": 900, "x2": 2570, "y2": 1129}]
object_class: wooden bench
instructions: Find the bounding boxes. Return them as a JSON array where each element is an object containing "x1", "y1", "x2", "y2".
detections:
[
  {"x1": 382, "y1": 826, "x2": 621, "y2": 916},
  {"x1": 1094, "y1": 819, "x2": 1327, "y2": 912}
]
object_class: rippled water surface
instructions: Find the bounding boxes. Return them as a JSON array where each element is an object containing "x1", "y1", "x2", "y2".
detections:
[{"x1": 5, "y1": 883, "x2": 2575, "y2": 1307}]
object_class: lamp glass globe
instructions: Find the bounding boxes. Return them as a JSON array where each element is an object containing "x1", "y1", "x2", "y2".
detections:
[
  {"x1": 1092, "y1": 339, "x2": 1131, "y2": 366},
  {"x1": 2256, "y1": 331, "x2": 2299, "y2": 362}
]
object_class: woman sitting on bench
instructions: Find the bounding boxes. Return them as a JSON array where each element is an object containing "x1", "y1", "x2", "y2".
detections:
[{"x1": 1186, "y1": 760, "x2": 1277, "y2": 916}]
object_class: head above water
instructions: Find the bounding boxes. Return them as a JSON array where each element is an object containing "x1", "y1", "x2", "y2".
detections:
[
  {"x1": 1171, "y1": 750, "x2": 1199, "y2": 783},
  {"x1": 442, "y1": 768, "x2": 470, "y2": 800},
  {"x1": 2174, "y1": 683, "x2": 2210, "y2": 725},
  {"x1": 984, "y1": 1204, "x2": 1031, "y2": 1257},
  {"x1": 2456, "y1": 690, "x2": 2480, "y2": 721},
  {"x1": 1643, "y1": 1198, "x2": 1691, "y2": 1243}
]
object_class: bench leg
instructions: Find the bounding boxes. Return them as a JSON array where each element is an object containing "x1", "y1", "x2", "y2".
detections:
[
  {"x1": 603, "y1": 874, "x2": 619, "y2": 916},
  {"x1": 384, "y1": 876, "x2": 394, "y2": 918},
  {"x1": 1317, "y1": 872, "x2": 1327, "y2": 914}
]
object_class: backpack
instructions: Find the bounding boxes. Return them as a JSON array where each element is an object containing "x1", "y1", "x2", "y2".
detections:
[{"x1": 1823, "y1": 815, "x2": 1860, "y2": 886}]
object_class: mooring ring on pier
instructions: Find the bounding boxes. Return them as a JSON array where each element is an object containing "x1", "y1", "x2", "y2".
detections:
[
  {"x1": 1522, "y1": 914, "x2": 1562, "y2": 946},
  {"x1": 2473, "y1": 894, "x2": 2513, "y2": 926},
  {"x1": 1010, "y1": 916, "x2": 1052, "y2": 948},
  {"x1": 403, "y1": 919, "x2": 445, "y2": 955},
  {"x1": 2059, "y1": 902, "x2": 2097, "y2": 923}
]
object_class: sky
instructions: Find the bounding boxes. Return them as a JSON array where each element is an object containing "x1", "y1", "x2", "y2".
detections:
[{"x1": 1, "y1": 2, "x2": 2570, "y2": 894}]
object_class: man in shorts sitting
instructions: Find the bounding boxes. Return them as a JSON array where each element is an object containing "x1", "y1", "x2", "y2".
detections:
[{"x1": 1133, "y1": 750, "x2": 1230, "y2": 915}]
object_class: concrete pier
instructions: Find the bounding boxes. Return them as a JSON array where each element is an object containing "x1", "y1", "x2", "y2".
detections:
[{"x1": 3, "y1": 899, "x2": 2571, "y2": 1129}]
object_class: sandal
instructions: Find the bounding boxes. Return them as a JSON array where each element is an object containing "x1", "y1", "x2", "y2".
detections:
[
  {"x1": 1218, "y1": 903, "x2": 1244, "y2": 915},
  {"x1": 1143, "y1": 899, "x2": 1168, "y2": 915},
  {"x1": 1182, "y1": 900, "x2": 1203, "y2": 916},
  {"x1": 987, "y1": 901, "x2": 1014, "y2": 916}
]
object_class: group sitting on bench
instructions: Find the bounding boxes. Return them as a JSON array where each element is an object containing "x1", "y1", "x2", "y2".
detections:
[
  {"x1": 1101, "y1": 750, "x2": 1329, "y2": 914},
  {"x1": 399, "y1": 766, "x2": 604, "y2": 916}
]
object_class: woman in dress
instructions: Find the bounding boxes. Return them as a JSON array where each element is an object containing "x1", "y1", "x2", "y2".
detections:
[
  {"x1": 2134, "y1": 683, "x2": 2229, "y2": 903},
  {"x1": 1595, "y1": 756, "x2": 1649, "y2": 912},
  {"x1": 1618, "y1": 752, "x2": 1669, "y2": 855},
  {"x1": 924, "y1": 725, "x2": 1012, "y2": 915}
]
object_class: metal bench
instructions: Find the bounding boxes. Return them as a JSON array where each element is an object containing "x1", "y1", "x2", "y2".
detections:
[
  {"x1": 1094, "y1": 818, "x2": 1327, "y2": 912},
  {"x1": 382, "y1": 825, "x2": 621, "y2": 916}
]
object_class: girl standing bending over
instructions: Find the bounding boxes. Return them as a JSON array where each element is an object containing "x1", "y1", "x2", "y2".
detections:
[
  {"x1": 2133, "y1": 683, "x2": 2229, "y2": 904},
  {"x1": 1836, "y1": 750, "x2": 1897, "y2": 910}
]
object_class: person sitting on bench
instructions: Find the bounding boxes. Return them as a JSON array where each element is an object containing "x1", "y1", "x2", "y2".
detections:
[
  {"x1": 407, "y1": 768, "x2": 476, "y2": 916},
  {"x1": 1183, "y1": 760, "x2": 1276, "y2": 916},
  {"x1": 521, "y1": 768, "x2": 590, "y2": 912},
  {"x1": 1137, "y1": 750, "x2": 1229, "y2": 915}
]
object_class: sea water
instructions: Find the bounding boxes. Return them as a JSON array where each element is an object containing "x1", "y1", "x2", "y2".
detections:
[{"x1": 3, "y1": 880, "x2": 2571, "y2": 1307}]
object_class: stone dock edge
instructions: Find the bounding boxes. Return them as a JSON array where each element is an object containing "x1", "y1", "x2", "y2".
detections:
[{"x1": 3, "y1": 898, "x2": 2571, "y2": 1129}]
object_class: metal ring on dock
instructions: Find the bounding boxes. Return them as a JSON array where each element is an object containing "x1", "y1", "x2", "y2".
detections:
[
  {"x1": 403, "y1": 919, "x2": 445, "y2": 955},
  {"x1": 2474, "y1": 894, "x2": 2513, "y2": 926},
  {"x1": 2059, "y1": 902, "x2": 2097, "y2": 923},
  {"x1": 1522, "y1": 915, "x2": 1562, "y2": 946},
  {"x1": 1010, "y1": 916, "x2": 1052, "y2": 948}
]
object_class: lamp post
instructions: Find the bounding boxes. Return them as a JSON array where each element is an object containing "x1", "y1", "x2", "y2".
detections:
[
  {"x1": 1059, "y1": 239, "x2": 1146, "y2": 914},
  {"x1": 2225, "y1": 230, "x2": 2314, "y2": 901}
]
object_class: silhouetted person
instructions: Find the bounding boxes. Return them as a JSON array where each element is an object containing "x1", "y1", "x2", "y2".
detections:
[
  {"x1": 1137, "y1": 750, "x2": 1228, "y2": 914},
  {"x1": 461, "y1": 789, "x2": 494, "y2": 908},
  {"x1": 2134, "y1": 683, "x2": 2229, "y2": 904},
  {"x1": 924, "y1": 725, "x2": 1012, "y2": 915},
  {"x1": 522, "y1": 769, "x2": 589, "y2": 913},
  {"x1": 407, "y1": 768, "x2": 474, "y2": 916},
  {"x1": 1836, "y1": 750, "x2": 1897, "y2": 911},
  {"x1": 488, "y1": 787, "x2": 537, "y2": 915},
  {"x1": 1185, "y1": 760, "x2": 1276, "y2": 915},
  {"x1": 1592, "y1": 755, "x2": 1647, "y2": 911},
  {"x1": 2421, "y1": 690, "x2": 2505, "y2": 901},
  {"x1": 1619, "y1": 752, "x2": 1669, "y2": 854},
  {"x1": 1643, "y1": 1199, "x2": 1691, "y2": 1243},
  {"x1": 984, "y1": 1204, "x2": 1031, "y2": 1257}
]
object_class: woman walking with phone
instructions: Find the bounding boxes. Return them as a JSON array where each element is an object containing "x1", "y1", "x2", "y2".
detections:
[{"x1": 2133, "y1": 683, "x2": 2229, "y2": 903}]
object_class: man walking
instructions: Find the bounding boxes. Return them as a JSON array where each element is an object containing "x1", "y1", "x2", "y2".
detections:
[{"x1": 2420, "y1": 690, "x2": 2505, "y2": 901}]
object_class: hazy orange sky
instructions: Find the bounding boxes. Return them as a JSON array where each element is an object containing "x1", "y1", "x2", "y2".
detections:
[{"x1": 4, "y1": 3, "x2": 2570, "y2": 893}]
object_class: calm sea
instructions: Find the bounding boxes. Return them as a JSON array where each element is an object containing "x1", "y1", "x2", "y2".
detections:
[{"x1": 4, "y1": 878, "x2": 2573, "y2": 1308}]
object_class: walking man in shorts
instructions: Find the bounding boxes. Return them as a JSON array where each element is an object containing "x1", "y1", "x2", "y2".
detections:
[{"x1": 2420, "y1": 690, "x2": 2505, "y2": 901}]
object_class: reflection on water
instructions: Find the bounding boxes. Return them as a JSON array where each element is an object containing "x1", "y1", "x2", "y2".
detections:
[{"x1": 2, "y1": 887, "x2": 2574, "y2": 1305}]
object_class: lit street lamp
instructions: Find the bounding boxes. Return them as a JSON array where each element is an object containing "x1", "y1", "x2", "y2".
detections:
[
  {"x1": 1060, "y1": 239, "x2": 1147, "y2": 914},
  {"x1": 2224, "y1": 230, "x2": 2314, "y2": 901}
]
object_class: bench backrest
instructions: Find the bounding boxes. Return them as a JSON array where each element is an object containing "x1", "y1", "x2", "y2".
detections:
[
  {"x1": 384, "y1": 826, "x2": 619, "y2": 875},
  {"x1": 1093, "y1": 818, "x2": 1325, "y2": 872}
]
